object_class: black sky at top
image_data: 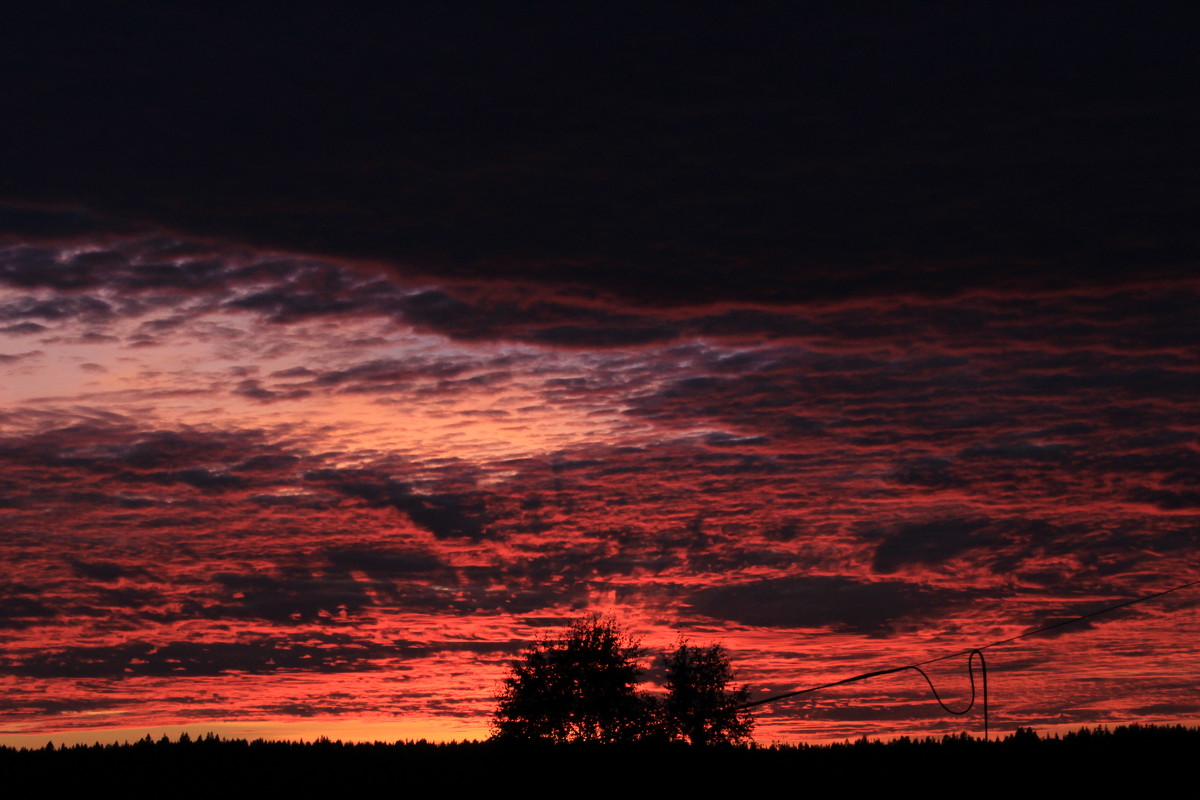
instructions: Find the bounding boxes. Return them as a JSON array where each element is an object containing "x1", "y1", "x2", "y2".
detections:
[{"x1": 3, "y1": 4, "x2": 1197, "y2": 305}]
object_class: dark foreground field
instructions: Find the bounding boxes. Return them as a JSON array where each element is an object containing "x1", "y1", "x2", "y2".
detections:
[{"x1": 4, "y1": 724, "x2": 1194, "y2": 797}]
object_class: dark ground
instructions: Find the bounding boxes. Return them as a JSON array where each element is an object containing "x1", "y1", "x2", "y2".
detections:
[{"x1": 3, "y1": 724, "x2": 1192, "y2": 796}]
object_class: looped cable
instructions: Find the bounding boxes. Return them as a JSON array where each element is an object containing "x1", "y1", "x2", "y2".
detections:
[
  {"x1": 740, "y1": 648, "x2": 990, "y2": 739},
  {"x1": 738, "y1": 576, "x2": 1200, "y2": 739},
  {"x1": 905, "y1": 649, "x2": 987, "y2": 739}
]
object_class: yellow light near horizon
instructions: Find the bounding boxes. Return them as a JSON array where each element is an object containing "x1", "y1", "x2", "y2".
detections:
[{"x1": 0, "y1": 716, "x2": 491, "y2": 749}]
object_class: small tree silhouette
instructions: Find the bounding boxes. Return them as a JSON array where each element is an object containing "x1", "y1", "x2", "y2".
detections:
[
  {"x1": 662, "y1": 641, "x2": 753, "y2": 745},
  {"x1": 491, "y1": 615, "x2": 654, "y2": 743}
]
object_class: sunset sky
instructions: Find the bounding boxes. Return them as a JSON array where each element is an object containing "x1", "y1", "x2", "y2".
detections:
[{"x1": 2, "y1": 6, "x2": 1198, "y2": 745}]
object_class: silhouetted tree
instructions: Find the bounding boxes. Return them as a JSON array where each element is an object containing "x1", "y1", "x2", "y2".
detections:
[
  {"x1": 491, "y1": 615, "x2": 654, "y2": 742},
  {"x1": 661, "y1": 641, "x2": 753, "y2": 745}
]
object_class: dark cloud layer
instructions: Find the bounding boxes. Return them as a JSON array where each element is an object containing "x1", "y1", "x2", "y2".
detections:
[
  {"x1": 685, "y1": 576, "x2": 976, "y2": 635},
  {"x1": 4, "y1": 634, "x2": 393, "y2": 678},
  {"x1": 3, "y1": 7, "x2": 1197, "y2": 309}
]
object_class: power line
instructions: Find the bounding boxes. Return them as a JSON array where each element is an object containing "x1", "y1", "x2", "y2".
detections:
[
  {"x1": 916, "y1": 575, "x2": 1200, "y2": 667},
  {"x1": 739, "y1": 575, "x2": 1200, "y2": 739}
]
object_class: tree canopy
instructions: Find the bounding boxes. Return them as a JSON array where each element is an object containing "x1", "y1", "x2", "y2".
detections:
[
  {"x1": 662, "y1": 641, "x2": 754, "y2": 745},
  {"x1": 491, "y1": 615, "x2": 753, "y2": 745},
  {"x1": 491, "y1": 615, "x2": 651, "y2": 743}
]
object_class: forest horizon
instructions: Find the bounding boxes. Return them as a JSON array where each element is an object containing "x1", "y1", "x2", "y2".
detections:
[
  {"x1": 8, "y1": 725, "x2": 1199, "y2": 796},
  {"x1": 2, "y1": 6, "x2": 1198, "y2": 747}
]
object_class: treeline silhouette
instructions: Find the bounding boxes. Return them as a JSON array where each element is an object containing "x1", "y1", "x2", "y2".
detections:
[{"x1": 3, "y1": 725, "x2": 1195, "y2": 795}]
